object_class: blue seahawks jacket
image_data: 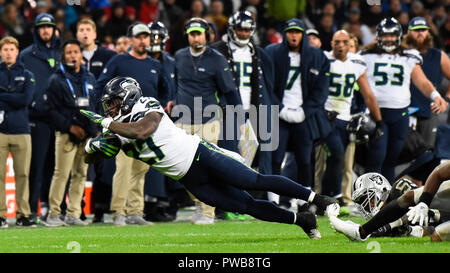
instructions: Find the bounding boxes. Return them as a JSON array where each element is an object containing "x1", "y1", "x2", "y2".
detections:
[
  {"x1": 0, "y1": 61, "x2": 35, "y2": 134},
  {"x1": 265, "y1": 26, "x2": 332, "y2": 141},
  {"x1": 44, "y1": 64, "x2": 98, "y2": 141},
  {"x1": 94, "y1": 52, "x2": 173, "y2": 109},
  {"x1": 174, "y1": 46, "x2": 241, "y2": 124},
  {"x1": 211, "y1": 39, "x2": 277, "y2": 174},
  {"x1": 19, "y1": 13, "x2": 61, "y2": 122}
]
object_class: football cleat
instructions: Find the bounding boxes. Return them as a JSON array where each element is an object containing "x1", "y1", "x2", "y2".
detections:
[
  {"x1": 408, "y1": 225, "x2": 424, "y2": 238},
  {"x1": 297, "y1": 211, "x2": 321, "y2": 240},
  {"x1": 329, "y1": 217, "x2": 367, "y2": 241}
]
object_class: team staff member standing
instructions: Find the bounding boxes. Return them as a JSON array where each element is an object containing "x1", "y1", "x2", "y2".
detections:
[
  {"x1": 76, "y1": 18, "x2": 116, "y2": 223},
  {"x1": 0, "y1": 37, "x2": 36, "y2": 227},
  {"x1": 143, "y1": 21, "x2": 177, "y2": 222},
  {"x1": 405, "y1": 17, "x2": 450, "y2": 149},
  {"x1": 95, "y1": 22, "x2": 172, "y2": 226},
  {"x1": 265, "y1": 19, "x2": 331, "y2": 210},
  {"x1": 19, "y1": 13, "x2": 61, "y2": 223},
  {"x1": 45, "y1": 40, "x2": 97, "y2": 227},
  {"x1": 174, "y1": 18, "x2": 242, "y2": 224}
]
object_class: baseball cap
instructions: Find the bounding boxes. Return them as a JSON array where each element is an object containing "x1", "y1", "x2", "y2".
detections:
[
  {"x1": 185, "y1": 20, "x2": 207, "y2": 34},
  {"x1": 306, "y1": 29, "x2": 320, "y2": 37},
  {"x1": 284, "y1": 18, "x2": 305, "y2": 32},
  {"x1": 127, "y1": 23, "x2": 151, "y2": 37},
  {"x1": 408, "y1": 17, "x2": 430, "y2": 30},
  {"x1": 35, "y1": 13, "x2": 56, "y2": 28}
]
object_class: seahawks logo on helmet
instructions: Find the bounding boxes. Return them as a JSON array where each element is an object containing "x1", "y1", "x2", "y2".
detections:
[
  {"x1": 376, "y1": 17, "x2": 403, "y2": 52},
  {"x1": 227, "y1": 11, "x2": 256, "y2": 47},
  {"x1": 102, "y1": 77, "x2": 143, "y2": 118}
]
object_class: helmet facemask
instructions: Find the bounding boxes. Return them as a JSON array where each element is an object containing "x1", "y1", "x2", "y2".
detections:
[
  {"x1": 101, "y1": 95, "x2": 121, "y2": 118},
  {"x1": 102, "y1": 77, "x2": 142, "y2": 120},
  {"x1": 228, "y1": 11, "x2": 256, "y2": 47},
  {"x1": 376, "y1": 18, "x2": 403, "y2": 53},
  {"x1": 352, "y1": 173, "x2": 392, "y2": 219}
]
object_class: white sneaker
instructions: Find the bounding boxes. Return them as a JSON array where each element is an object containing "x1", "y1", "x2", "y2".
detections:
[
  {"x1": 194, "y1": 215, "x2": 214, "y2": 225},
  {"x1": 113, "y1": 215, "x2": 127, "y2": 226},
  {"x1": 126, "y1": 214, "x2": 153, "y2": 225},
  {"x1": 46, "y1": 215, "x2": 68, "y2": 227},
  {"x1": 65, "y1": 216, "x2": 88, "y2": 226},
  {"x1": 329, "y1": 216, "x2": 367, "y2": 241}
]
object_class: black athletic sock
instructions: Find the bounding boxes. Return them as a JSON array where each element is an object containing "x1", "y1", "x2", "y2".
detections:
[{"x1": 361, "y1": 200, "x2": 408, "y2": 238}]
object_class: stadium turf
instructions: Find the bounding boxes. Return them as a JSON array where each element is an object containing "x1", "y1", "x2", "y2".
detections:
[{"x1": 0, "y1": 216, "x2": 449, "y2": 253}]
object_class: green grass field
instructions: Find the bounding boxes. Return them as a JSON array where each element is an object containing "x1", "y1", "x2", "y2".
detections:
[{"x1": 1, "y1": 215, "x2": 449, "y2": 253}]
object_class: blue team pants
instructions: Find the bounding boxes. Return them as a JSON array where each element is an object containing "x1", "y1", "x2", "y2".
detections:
[
  {"x1": 272, "y1": 120, "x2": 313, "y2": 188},
  {"x1": 180, "y1": 141, "x2": 313, "y2": 224},
  {"x1": 366, "y1": 108, "x2": 409, "y2": 182},
  {"x1": 321, "y1": 119, "x2": 349, "y2": 197}
]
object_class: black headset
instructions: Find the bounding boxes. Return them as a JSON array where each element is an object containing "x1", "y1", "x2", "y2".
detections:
[{"x1": 184, "y1": 17, "x2": 210, "y2": 42}]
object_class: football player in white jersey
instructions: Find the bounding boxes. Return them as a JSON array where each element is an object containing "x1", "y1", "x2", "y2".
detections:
[
  {"x1": 81, "y1": 76, "x2": 339, "y2": 239},
  {"x1": 319, "y1": 30, "x2": 383, "y2": 204},
  {"x1": 328, "y1": 161, "x2": 450, "y2": 242},
  {"x1": 361, "y1": 18, "x2": 447, "y2": 183}
]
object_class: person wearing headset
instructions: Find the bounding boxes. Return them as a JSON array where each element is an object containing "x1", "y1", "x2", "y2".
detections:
[
  {"x1": 44, "y1": 40, "x2": 97, "y2": 227},
  {"x1": 172, "y1": 17, "x2": 242, "y2": 224}
]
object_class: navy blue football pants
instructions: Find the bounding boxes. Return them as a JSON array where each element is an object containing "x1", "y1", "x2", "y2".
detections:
[
  {"x1": 28, "y1": 120, "x2": 54, "y2": 214},
  {"x1": 180, "y1": 141, "x2": 313, "y2": 224},
  {"x1": 272, "y1": 120, "x2": 313, "y2": 188},
  {"x1": 321, "y1": 119, "x2": 349, "y2": 197},
  {"x1": 366, "y1": 108, "x2": 409, "y2": 182}
]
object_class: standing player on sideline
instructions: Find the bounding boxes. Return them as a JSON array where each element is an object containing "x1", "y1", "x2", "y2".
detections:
[
  {"x1": 319, "y1": 30, "x2": 383, "y2": 204},
  {"x1": 361, "y1": 18, "x2": 447, "y2": 182},
  {"x1": 328, "y1": 161, "x2": 450, "y2": 242},
  {"x1": 81, "y1": 76, "x2": 338, "y2": 239}
]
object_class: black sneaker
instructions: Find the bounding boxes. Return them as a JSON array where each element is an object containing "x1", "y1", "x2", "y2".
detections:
[
  {"x1": 16, "y1": 216, "x2": 37, "y2": 227},
  {"x1": 296, "y1": 211, "x2": 321, "y2": 239},
  {"x1": 0, "y1": 217, "x2": 8, "y2": 228}
]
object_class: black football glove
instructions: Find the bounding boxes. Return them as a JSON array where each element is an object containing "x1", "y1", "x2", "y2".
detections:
[{"x1": 372, "y1": 120, "x2": 384, "y2": 142}]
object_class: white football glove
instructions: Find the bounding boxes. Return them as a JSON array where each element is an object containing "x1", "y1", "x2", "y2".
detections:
[
  {"x1": 326, "y1": 203, "x2": 340, "y2": 218},
  {"x1": 407, "y1": 202, "x2": 429, "y2": 226},
  {"x1": 279, "y1": 107, "x2": 305, "y2": 123}
]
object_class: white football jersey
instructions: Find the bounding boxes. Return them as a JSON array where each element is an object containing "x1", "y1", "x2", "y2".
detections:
[
  {"x1": 230, "y1": 42, "x2": 253, "y2": 110},
  {"x1": 114, "y1": 97, "x2": 200, "y2": 180},
  {"x1": 363, "y1": 49, "x2": 422, "y2": 109},
  {"x1": 324, "y1": 51, "x2": 367, "y2": 121},
  {"x1": 282, "y1": 51, "x2": 303, "y2": 109}
]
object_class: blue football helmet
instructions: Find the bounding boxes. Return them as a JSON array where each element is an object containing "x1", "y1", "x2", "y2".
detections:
[
  {"x1": 102, "y1": 77, "x2": 142, "y2": 117},
  {"x1": 227, "y1": 11, "x2": 256, "y2": 47},
  {"x1": 376, "y1": 17, "x2": 403, "y2": 52},
  {"x1": 147, "y1": 21, "x2": 169, "y2": 53},
  {"x1": 347, "y1": 112, "x2": 377, "y2": 143}
]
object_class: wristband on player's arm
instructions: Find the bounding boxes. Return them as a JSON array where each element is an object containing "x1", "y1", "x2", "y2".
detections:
[{"x1": 418, "y1": 192, "x2": 434, "y2": 206}]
